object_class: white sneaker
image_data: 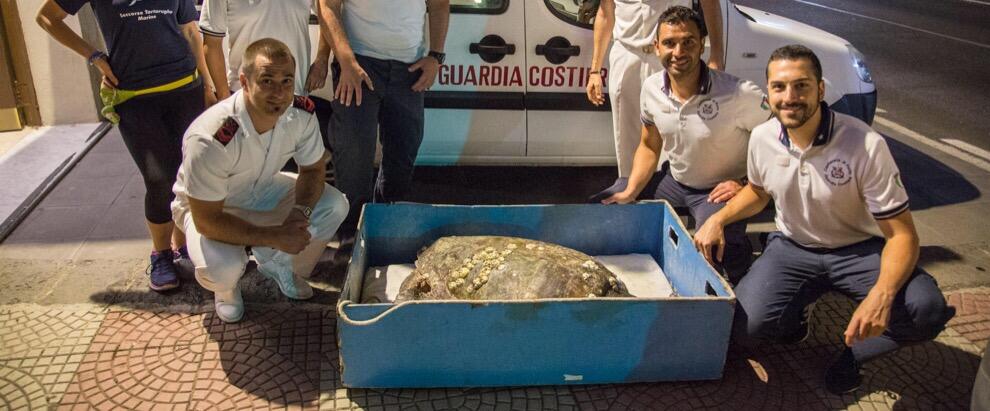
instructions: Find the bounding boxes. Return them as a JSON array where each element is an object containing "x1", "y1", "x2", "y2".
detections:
[
  {"x1": 257, "y1": 260, "x2": 314, "y2": 300},
  {"x1": 214, "y1": 286, "x2": 244, "y2": 323}
]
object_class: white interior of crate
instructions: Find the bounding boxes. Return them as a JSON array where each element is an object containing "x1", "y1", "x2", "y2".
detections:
[{"x1": 360, "y1": 253, "x2": 674, "y2": 303}]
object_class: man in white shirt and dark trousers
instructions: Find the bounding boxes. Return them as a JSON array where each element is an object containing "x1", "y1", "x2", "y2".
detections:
[
  {"x1": 172, "y1": 39, "x2": 348, "y2": 323},
  {"x1": 602, "y1": 6, "x2": 768, "y2": 281},
  {"x1": 694, "y1": 45, "x2": 954, "y2": 395},
  {"x1": 317, "y1": 0, "x2": 450, "y2": 241}
]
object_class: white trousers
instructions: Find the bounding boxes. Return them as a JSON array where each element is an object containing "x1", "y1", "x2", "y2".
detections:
[
  {"x1": 608, "y1": 42, "x2": 663, "y2": 177},
  {"x1": 173, "y1": 173, "x2": 348, "y2": 293}
]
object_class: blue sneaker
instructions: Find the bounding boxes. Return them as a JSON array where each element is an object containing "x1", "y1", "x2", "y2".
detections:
[
  {"x1": 173, "y1": 245, "x2": 194, "y2": 278},
  {"x1": 148, "y1": 250, "x2": 180, "y2": 291}
]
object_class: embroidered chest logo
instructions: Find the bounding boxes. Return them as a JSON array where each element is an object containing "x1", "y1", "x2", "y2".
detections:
[
  {"x1": 824, "y1": 159, "x2": 852, "y2": 186},
  {"x1": 697, "y1": 98, "x2": 719, "y2": 120}
]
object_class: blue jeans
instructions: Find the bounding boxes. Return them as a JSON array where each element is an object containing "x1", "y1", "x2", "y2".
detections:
[
  {"x1": 651, "y1": 163, "x2": 752, "y2": 281},
  {"x1": 330, "y1": 54, "x2": 425, "y2": 232},
  {"x1": 734, "y1": 232, "x2": 953, "y2": 363}
]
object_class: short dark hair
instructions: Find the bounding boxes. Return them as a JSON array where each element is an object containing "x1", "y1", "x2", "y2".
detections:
[
  {"x1": 656, "y1": 6, "x2": 707, "y2": 38},
  {"x1": 767, "y1": 44, "x2": 822, "y2": 82},
  {"x1": 241, "y1": 38, "x2": 295, "y2": 76}
]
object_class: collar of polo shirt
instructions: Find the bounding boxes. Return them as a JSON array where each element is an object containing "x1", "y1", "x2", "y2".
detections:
[
  {"x1": 661, "y1": 61, "x2": 713, "y2": 97},
  {"x1": 778, "y1": 102, "x2": 836, "y2": 149}
]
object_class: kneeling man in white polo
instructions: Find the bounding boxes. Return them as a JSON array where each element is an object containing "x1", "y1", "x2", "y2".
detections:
[{"x1": 694, "y1": 45, "x2": 953, "y2": 395}]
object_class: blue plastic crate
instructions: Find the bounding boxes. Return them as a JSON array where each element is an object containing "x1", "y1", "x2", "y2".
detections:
[{"x1": 336, "y1": 202, "x2": 735, "y2": 388}]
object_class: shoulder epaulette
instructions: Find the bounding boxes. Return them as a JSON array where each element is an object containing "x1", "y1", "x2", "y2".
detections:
[
  {"x1": 214, "y1": 117, "x2": 239, "y2": 146},
  {"x1": 292, "y1": 95, "x2": 316, "y2": 114}
]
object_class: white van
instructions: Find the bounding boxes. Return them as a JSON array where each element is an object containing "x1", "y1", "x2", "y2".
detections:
[{"x1": 306, "y1": 0, "x2": 876, "y2": 166}]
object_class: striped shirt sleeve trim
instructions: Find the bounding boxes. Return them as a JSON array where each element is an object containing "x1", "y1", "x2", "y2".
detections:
[
  {"x1": 199, "y1": 27, "x2": 226, "y2": 38},
  {"x1": 873, "y1": 202, "x2": 910, "y2": 220}
]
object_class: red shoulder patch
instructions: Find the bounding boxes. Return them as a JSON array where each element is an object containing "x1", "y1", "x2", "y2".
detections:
[
  {"x1": 292, "y1": 95, "x2": 316, "y2": 114},
  {"x1": 214, "y1": 117, "x2": 239, "y2": 146}
]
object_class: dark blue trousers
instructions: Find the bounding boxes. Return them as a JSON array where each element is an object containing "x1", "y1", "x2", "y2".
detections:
[
  {"x1": 330, "y1": 54, "x2": 425, "y2": 231},
  {"x1": 651, "y1": 163, "x2": 752, "y2": 281},
  {"x1": 734, "y1": 232, "x2": 953, "y2": 363}
]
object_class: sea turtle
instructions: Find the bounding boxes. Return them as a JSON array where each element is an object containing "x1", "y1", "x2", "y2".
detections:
[{"x1": 395, "y1": 236, "x2": 632, "y2": 301}]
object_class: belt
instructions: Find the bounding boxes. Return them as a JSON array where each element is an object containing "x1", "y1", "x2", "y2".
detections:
[
  {"x1": 99, "y1": 72, "x2": 198, "y2": 124},
  {"x1": 618, "y1": 41, "x2": 656, "y2": 55}
]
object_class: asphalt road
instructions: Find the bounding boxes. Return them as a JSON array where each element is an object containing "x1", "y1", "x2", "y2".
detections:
[{"x1": 732, "y1": 0, "x2": 990, "y2": 153}]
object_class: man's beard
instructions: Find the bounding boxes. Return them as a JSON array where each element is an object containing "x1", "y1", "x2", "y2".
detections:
[
  {"x1": 265, "y1": 100, "x2": 288, "y2": 115},
  {"x1": 773, "y1": 101, "x2": 819, "y2": 129},
  {"x1": 662, "y1": 54, "x2": 697, "y2": 78}
]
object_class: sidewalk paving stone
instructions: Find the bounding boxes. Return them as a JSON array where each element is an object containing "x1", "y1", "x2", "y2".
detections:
[
  {"x1": 0, "y1": 305, "x2": 107, "y2": 409},
  {"x1": 0, "y1": 289, "x2": 986, "y2": 410}
]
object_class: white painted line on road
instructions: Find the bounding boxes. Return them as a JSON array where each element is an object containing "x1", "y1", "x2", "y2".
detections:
[
  {"x1": 793, "y1": 0, "x2": 990, "y2": 51},
  {"x1": 943, "y1": 138, "x2": 990, "y2": 162},
  {"x1": 874, "y1": 116, "x2": 990, "y2": 173}
]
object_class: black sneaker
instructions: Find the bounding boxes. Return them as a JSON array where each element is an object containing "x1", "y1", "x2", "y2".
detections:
[
  {"x1": 587, "y1": 177, "x2": 629, "y2": 203},
  {"x1": 147, "y1": 250, "x2": 180, "y2": 292},
  {"x1": 824, "y1": 347, "x2": 862, "y2": 395}
]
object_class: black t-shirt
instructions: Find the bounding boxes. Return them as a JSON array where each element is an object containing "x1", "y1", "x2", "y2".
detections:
[{"x1": 56, "y1": 0, "x2": 198, "y2": 90}]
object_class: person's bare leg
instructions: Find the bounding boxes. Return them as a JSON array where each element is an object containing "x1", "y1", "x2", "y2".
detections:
[
  {"x1": 148, "y1": 220, "x2": 174, "y2": 252},
  {"x1": 172, "y1": 226, "x2": 186, "y2": 250}
]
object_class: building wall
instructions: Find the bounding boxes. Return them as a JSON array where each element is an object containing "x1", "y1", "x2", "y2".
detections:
[{"x1": 17, "y1": 0, "x2": 99, "y2": 125}]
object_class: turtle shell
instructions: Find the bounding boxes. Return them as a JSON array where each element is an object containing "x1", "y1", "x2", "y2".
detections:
[{"x1": 395, "y1": 236, "x2": 632, "y2": 302}]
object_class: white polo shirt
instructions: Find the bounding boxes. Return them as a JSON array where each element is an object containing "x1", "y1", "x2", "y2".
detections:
[
  {"x1": 343, "y1": 0, "x2": 426, "y2": 64},
  {"x1": 613, "y1": 0, "x2": 689, "y2": 50},
  {"x1": 640, "y1": 66, "x2": 770, "y2": 189},
  {"x1": 747, "y1": 104, "x2": 910, "y2": 249},
  {"x1": 199, "y1": 0, "x2": 315, "y2": 96},
  {"x1": 173, "y1": 90, "x2": 325, "y2": 209}
]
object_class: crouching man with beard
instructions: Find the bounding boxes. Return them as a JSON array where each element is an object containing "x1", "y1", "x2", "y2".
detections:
[{"x1": 693, "y1": 45, "x2": 954, "y2": 395}]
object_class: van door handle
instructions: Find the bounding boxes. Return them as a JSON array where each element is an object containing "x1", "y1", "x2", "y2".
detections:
[
  {"x1": 535, "y1": 36, "x2": 580, "y2": 64},
  {"x1": 469, "y1": 34, "x2": 516, "y2": 63}
]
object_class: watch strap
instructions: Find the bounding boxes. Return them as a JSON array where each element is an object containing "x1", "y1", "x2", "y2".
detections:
[
  {"x1": 292, "y1": 204, "x2": 313, "y2": 219},
  {"x1": 427, "y1": 50, "x2": 446, "y2": 65}
]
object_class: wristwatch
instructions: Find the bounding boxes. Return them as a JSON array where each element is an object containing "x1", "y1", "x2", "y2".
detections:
[
  {"x1": 292, "y1": 204, "x2": 313, "y2": 219},
  {"x1": 428, "y1": 50, "x2": 446, "y2": 65},
  {"x1": 88, "y1": 50, "x2": 107, "y2": 66}
]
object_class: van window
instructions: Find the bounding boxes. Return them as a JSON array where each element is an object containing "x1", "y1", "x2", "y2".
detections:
[
  {"x1": 451, "y1": 0, "x2": 508, "y2": 14},
  {"x1": 545, "y1": 0, "x2": 598, "y2": 28}
]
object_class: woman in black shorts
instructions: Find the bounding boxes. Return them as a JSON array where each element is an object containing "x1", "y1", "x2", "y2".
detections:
[{"x1": 37, "y1": 0, "x2": 216, "y2": 291}]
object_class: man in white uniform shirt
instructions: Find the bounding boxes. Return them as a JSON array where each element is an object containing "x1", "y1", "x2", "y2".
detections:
[
  {"x1": 603, "y1": 6, "x2": 768, "y2": 280},
  {"x1": 317, "y1": 0, "x2": 449, "y2": 241},
  {"x1": 587, "y1": 0, "x2": 724, "y2": 202},
  {"x1": 694, "y1": 45, "x2": 953, "y2": 395},
  {"x1": 172, "y1": 39, "x2": 348, "y2": 323}
]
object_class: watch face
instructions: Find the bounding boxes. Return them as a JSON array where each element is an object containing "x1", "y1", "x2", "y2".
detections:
[{"x1": 430, "y1": 51, "x2": 445, "y2": 64}]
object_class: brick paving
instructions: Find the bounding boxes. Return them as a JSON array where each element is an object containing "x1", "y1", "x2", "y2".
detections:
[{"x1": 0, "y1": 289, "x2": 986, "y2": 410}]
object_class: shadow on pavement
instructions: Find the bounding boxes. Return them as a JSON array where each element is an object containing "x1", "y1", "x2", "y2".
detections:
[
  {"x1": 200, "y1": 308, "x2": 325, "y2": 408},
  {"x1": 885, "y1": 137, "x2": 981, "y2": 210},
  {"x1": 918, "y1": 245, "x2": 964, "y2": 266},
  {"x1": 87, "y1": 263, "x2": 343, "y2": 310}
]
